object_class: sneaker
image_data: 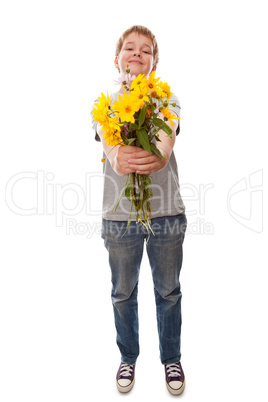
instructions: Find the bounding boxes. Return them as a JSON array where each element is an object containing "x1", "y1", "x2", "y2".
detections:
[
  {"x1": 116, "y1": 362, "x2": 135, "y2": 393},
  {"x1": 165, "y1": 362, "x2": 185, "y2": 395}
]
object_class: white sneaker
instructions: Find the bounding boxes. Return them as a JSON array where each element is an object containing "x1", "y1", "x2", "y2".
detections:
[{"x1": 116, "y1": 362, "x2": 135, "y2": 393}]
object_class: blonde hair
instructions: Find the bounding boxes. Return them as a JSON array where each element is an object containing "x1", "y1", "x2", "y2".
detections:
[{"x1": 115, "y1": 25, "x2": 159, "y2": 66}]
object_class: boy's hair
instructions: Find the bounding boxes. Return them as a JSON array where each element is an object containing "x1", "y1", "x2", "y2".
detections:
[{"x1": 115, "y1": 25, "x2": 159, "y2": 66}]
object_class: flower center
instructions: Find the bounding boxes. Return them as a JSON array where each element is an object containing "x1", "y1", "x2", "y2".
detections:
[
  {"x1": 148, "y1": 83, "x2": 154, "y2": 89},
  {"x1": 125, "y1": 106, "x2": 132, "y2": 113}
]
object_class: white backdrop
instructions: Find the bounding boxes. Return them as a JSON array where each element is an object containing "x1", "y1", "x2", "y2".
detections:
[{"x1": 1, "y1": 0, "x2": 267, "y2": 401}]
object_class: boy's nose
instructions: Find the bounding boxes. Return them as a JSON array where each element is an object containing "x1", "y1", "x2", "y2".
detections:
[{"x1": 133, "y1": 53, "x2": 141, "y2": 57}]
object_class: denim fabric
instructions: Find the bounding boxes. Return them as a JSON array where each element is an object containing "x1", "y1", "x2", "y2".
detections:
[{"x1": 101, "y1": 214, "x2": 187, "y2": 365}]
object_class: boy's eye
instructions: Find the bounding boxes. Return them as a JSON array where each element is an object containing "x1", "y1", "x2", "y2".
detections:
[{"x1": 125, "y1": 48, "x2": 150, "y2": 54}]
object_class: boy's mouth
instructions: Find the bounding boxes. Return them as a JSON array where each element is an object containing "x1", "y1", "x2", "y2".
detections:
[{"x1": 129, "y1": 60, "x2": 143, "y2": 64}]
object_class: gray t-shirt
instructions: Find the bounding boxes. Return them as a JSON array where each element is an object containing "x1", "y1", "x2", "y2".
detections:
[{"x1": 91, "y1": 91, "x2": 185, "y2": 221}]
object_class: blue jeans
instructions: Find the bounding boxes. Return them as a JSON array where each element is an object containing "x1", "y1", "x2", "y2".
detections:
[{"x1": 101, "y1": 213, "x2": 187, "y2": 365}]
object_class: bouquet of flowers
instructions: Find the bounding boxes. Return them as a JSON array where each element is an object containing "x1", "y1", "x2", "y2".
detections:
[{"x1": 93, "y1": 66, "x2": 180, "y2": 232}]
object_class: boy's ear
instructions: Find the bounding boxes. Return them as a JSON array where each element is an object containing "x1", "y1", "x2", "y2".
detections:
[
  {"x1": 151, "y1": 65, "x2": 157, "y2": 72},
  {"x1": 114, "y1": 57, "x2": 119, "y2": 70}
]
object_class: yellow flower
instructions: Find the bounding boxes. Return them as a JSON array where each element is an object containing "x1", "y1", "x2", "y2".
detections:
[
  {"x1": 147, "y1": 71, "x2": 161, "y2": 91},
  {"x1": 143, "y1": 71, "x2": 164, "y2": 99},
  {"x1": 92, "y1": 92, "x2": 112, "y2": 125},
  {"x1": 102, "y1": 116, "x2": 122, "y2": 146},
  {"x1": 131, "y1": 85, "x2": 149, "y2": 109},
  {"x1": 92, "y1": 107, "x2": 108, "y2": 126},
  {"x1": 161, "y1": 107, "x2": 180, "y2": 126},
  {"x1": 131, "y1": 74, "x2": 148, "y2": 91},
  {"x1": 157, "y1": 81, "x2": 173, "y2": 99},
  {"x1": 113, "y1": 92, "x2": 140, "y2": 123}
]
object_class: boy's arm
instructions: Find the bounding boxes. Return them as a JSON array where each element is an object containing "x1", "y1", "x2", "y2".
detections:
[
  {"x1": 155, "y1": 116, "x2": 178, "y2": 161},
  {"x1": 97, "y1": 123, "x2": 137, "y2": 176}
]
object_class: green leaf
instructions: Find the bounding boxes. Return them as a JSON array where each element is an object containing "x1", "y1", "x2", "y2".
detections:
[
  {"x1": 125, "y1": 184, "x2": 132, "y2": 202},
  {"x1": 149, "y1": 102, "x2": 156, "y2": 113},
  {"x1": 153, "y1": 117, "x2": 165, "y2": 127},
  {"x1": 114, "y1": 174, "x2": 129, "y2": 213},
  {"x1": 138, "y1": 105, "x2": 147, "y2": 128},
  {"x1": 137, "y1": 129, "x2": 151, "y2": 153},
  {"x1": 150, "y1": 143, "x2": 166, "y2": 160},
  {"x1": 152, "y1": 117, "x2": 172, "y2": 137},
  {"x1": 130, "y1": 123, "x2": 139, "y2": 130},
  {"x1": 160, "y1": 122, "x2": 172, "y2": 137},
  {"x1": 124, "y1": 137, "x2": 136, "y2": 145}
]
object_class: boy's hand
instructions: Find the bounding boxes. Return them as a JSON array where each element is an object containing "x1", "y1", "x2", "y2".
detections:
[
  {"x1": 126, "y1": 114, "x2": 177, "y2": 174},
  {"x1": 116, "y1": 145, "x2": 169, "y2": 175},
  {"x1": 127, "y1": 147, "x2": 168, "y2": 174},
  {"x1": 98, "y1": 113, "x2": 177, "y2": 176},
  {"x1": 114, "y1": 145, "x2": 138, "y2": 175},
  {"x1": 114, "y1": 114, "x2": 177, "y2": 175}
]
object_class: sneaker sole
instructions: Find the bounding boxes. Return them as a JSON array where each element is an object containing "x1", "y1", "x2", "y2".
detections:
[
  {"x1": 166, "y1": 379, "x2": 185, "y2": 396},
  {"x1": 116, "y1": 378, "x2": 135, "y2": 393}
]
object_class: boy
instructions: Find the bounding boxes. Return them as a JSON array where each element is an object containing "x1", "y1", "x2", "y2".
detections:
[{"x1": 91, "y1": 26, "x2": 187, "y2": 395}]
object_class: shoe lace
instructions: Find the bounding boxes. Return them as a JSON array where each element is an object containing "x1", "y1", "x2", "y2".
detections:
[
  {"x1": 120, "y1": 364, "x2": 133, "y2": 378},
  {"x1": 166, "y1": 363, "x2": 181, "y2": 378}
]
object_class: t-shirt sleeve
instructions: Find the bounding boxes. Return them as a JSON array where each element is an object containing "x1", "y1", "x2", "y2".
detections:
[
  {"x1": 168, "y1": 93, "x2": 181, "y2": 136},
  {"x1": 90, "y1": 99, "x2": 101, "y2": 142}
]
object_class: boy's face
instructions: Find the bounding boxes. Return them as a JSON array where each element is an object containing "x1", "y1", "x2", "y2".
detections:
[{"x1": 115, "y1": 32, "x2": 156, "y2": 78}]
